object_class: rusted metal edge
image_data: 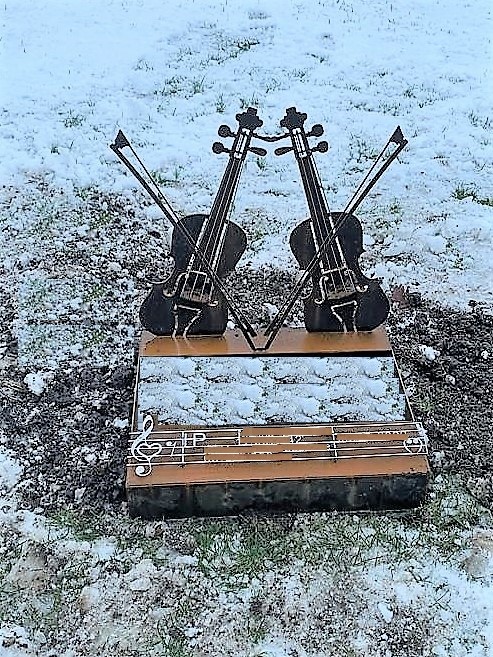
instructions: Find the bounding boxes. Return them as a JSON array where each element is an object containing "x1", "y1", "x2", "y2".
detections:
[
  {"x1": 127, "y1": 470, "x2": 429, "y2": 519},
  {"x1": 126, "y1": 453, "x2": 430, "y2": 488},
  {"x1": 139, "y1": 326, "x2": 393, "y2": 357}
]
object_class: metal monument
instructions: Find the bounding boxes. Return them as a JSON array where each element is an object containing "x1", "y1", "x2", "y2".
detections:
[{"x1": 111, "y1": 107, "x2": 429, "y2": 518}]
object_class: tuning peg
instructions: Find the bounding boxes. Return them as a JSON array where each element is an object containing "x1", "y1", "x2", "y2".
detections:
[
  {"x1": 249, "y1": 146, "x2": 267, "y2": 156},
  {"x1": 307, "y1": 124, "x2": 324, "y2": 138},
  {"x1": 311, "y1": 140, "x2": 329, "y2": 154},
  {"x1": 212, "y1": 142, "x2": 230, "y2": 154},
  {"x1": 274, "y1": 146, "x2": 294, "y2": 156},
  {"x1": 218, "y1": 125, "x2": 236, "y2": 138}
]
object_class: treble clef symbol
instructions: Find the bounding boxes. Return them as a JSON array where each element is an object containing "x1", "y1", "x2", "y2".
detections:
[{"x1": 130, "y1": 414, "x2": 163, "y2": 477}]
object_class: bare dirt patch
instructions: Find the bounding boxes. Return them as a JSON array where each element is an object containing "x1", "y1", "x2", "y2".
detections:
[{"x1": 1, "y1": 262, "x2": 491, "y2": 515}]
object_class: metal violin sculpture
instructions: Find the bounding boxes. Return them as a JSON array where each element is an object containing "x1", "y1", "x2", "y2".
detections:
[
  {"x1": 111, "y1": 105, "x2": 408, "y2": 351},
  {"x1": 110, "y1": 108, "x2": 266, "y2": 341},
  {"x1": 262, "y1": 108, "x2": 408, "y2": 346}
]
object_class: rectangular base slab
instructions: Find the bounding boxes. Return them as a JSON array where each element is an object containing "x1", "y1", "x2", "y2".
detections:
[
  {"x1": 128, "y1": 328, "x2": 430, "y2": 519},
  {"x1": 128, "y1": 472, "x2": 428, "y2": 519}
]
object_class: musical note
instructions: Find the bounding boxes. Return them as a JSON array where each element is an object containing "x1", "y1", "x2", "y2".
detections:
[
  {"x1": 404, "y1": 434, "x2": 428, "y2": 454},
  {"x1": 130, "y1": 415, "x2": 164, "y2": 477},
  {"x1": 189, "y1": 431, "x2": 207, "y2": 447}
]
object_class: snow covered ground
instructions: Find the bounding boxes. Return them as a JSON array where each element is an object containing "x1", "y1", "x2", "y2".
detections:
[
  {"x1": 1, "y1": 0, "x2": 493, "y2": 655},
  {"x1": 1, "y1": 460, "x2": 493, "y2": 657},
  {"x1": 2, "y1": 0, "x2": 492, "y2": 314}
]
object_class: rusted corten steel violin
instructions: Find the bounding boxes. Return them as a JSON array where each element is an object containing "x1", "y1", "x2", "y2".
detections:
[
  {"x1": 112, "y1": 107, "x2": 407, "y2": 350},
  {"x1": 139, "y1": 108, "x2": 266, "y2": 337},
  {"x1": 111, "y1": 108, "x2": 265, "y2": 340},
  {"x1": 274, "y1": 107, "x2": 391, "y2": 333}
]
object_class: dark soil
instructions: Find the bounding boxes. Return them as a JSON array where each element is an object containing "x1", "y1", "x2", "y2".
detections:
[
  {"x1": 387, "y1": 296, "x2": 493, "y2": 507},
  {"x1": 0, "y1": 266, "x2": 492, "y2": 514}
]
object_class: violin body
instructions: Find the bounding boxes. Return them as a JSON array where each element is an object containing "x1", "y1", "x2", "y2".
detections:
[
  {"x1": 290, "y1": 211, "x2": 390, "y2": 332},
  {"x1": 139, "y1": 213, "x2": 247, "y2": 336}
]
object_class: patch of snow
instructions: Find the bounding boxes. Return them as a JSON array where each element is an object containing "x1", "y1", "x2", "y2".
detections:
[
  {"x1": 112, "y1": 417, "x2": 128, "y2": 429},
  {"x1": 0, "y1": 452, "x2": 23, "y2": 493},
  {"x1": 138, "y1": 355, "x2": 405, "y2": 426},
  {"x1": 23, "y1": 371, "x2": 47, "y2": 396},
  {"x1": 418, "y1": 344, "x2": 441, "y2": 362},
  {"x1": 377, "y1": 601, "x2": 394, "y2": 623}
]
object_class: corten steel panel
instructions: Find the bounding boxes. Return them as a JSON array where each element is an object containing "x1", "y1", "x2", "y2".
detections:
[
  {"x1": 127, "y1": 473, "x2": 429, "y2": 519},
  {"x1": 126, "y1": 454, "x2": 429, "y2": 488},
  {"x1": 139, "y1": 326, "x2": 392, "y2": 357}
]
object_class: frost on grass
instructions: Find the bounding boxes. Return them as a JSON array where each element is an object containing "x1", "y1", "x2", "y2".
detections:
[
  {"x1": 1, "y1": 184, "x2": 155, "y2": 369},
  {"x1": 0, "y1": 477, "x2": 492, "y2": 656}
]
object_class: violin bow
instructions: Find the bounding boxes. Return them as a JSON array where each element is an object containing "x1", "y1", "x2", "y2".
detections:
[
  {"x1": 262, "y1": 126, "x2": 408, "y2": 349},
  {"x1": 110, "y1": 130, "x2": 259, "y2": 351}
]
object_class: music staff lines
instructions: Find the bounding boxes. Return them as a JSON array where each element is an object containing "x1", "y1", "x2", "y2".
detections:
[{"x1": 128, "y1": 422, "x2": 427, "y2": 476}]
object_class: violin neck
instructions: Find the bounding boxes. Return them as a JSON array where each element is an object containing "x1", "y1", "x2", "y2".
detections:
[
  {"x1": 296, "y1": 147, "x2": 337, "y2": 255},
  {"x1": 209, "y1": 156, "x2": 243, "y2": 228},
  {"x1": 194, "y1": 130, "x2": 250, "y2": 269}
]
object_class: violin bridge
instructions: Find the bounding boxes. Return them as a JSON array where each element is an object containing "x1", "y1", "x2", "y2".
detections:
[
  {"x1": 172, "y1": 304, "x2": 202, "y2": 338},
  {"x1": 331, "y1": 299, "x2": 358, "y2": 333}
]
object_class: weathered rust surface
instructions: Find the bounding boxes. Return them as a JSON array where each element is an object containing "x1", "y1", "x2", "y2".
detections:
[
  {"x1": 140, "y1": 326, "x2": 392, "y2": 357},
  {"x1": 126, "y1": 419, "x2": 429, "y2": 517},
  {"x1": 128, "y1": 327, "x2": 429, "y2": 519},
  {"x1": 127, "y1": 453, "x2": 429, "y2": 488}
]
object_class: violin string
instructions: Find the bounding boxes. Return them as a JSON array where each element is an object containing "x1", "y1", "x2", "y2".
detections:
[
  {"x1": 298, "y1": 134, "x2": 396, "y2": 301},
  {"x1": 299, "y1": 132, "x2": 348, "y2": 293},
  {"x1": 197, "y1": 124, "x2": 260, "y2": 306},
  {"x1": 299, "y1": 139, "x2": 350, "y2": 296},
  {"x1": 188, "y1": 131, "x2": 246, "y2": 304},
  {"x1": 306, "y1": 153, "x2": 352, "y2": 295},
  {"x1": 203, "y1": 145, "x2": 242, "y2": 274},
  {"x1": 299, "y1": 155, "x2": 340, "y2": 295}
]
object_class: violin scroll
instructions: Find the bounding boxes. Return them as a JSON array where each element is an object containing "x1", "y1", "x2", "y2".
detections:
[{"x1": 280, "y1": 107, "x2": 307, "y2": 130}]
